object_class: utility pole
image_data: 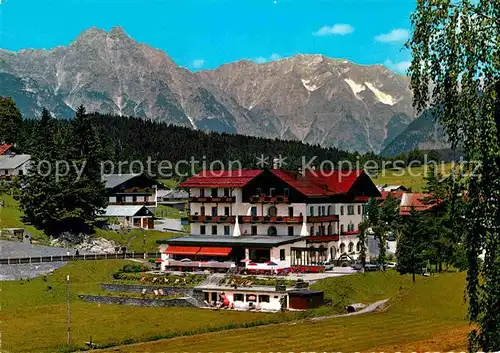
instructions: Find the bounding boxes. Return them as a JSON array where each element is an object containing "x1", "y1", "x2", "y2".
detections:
[{"x1": 66, "y1": 274, "x2": 71, "y2": 346}]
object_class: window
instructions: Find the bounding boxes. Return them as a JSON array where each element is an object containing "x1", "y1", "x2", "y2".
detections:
[
  {"x1": 224, "y1": 226, "x2": 230, "y2": 235},
  {"x1": 267, "y1": 226, "x2": 277, "y2": 236},
  {"x1": 284, "y1": 188, "x2": 290, "y2": 197},
  {"x1": 318, "y1": 207, "x2": 322, "y2": 216},
  {"x1": 358, "y1": 205, "x2": 362, "y2": 214},
  {"x1": 246, "y1": 294, "x2": 256, "y2": 302},
  {"x1": 256, "y1": 187, "x2": 262, "y2": 196},
  {"x1": 269, "y1": 188, "x2": 276, "y2": 197},
  {"x1": 348, "y1": 205, "x2": 355, "y2": 215},
  {"x1": 280, "y1": 249, "x2": 286, "y2": 261},
  {"x1": 200, "y1": 206, "x2": 206, "y2": 216},
  {"x1": 327, "y1": 224, "x2": 333, "y2": 235},
  {"x1": 224, "y1": 188, "x2": 230, "y2": 197},
  {"x1": 310, "y1": 206, "x2": 315, "y2": 216},
  {"x1": 200, "y1": 188, "x2": 205, "y2": 197},
  {"x1": 356, "y1": 242, "x2": 361, "y2": 252},
  {"x1": 288, "y1": 226, "x2": 294, "y2": 236},
  {"x1": 211, "y1": 188, "x2": 218, "y2": 197},
  {"x1": 18, "y1": 170, "x2": 23, "y2": 176},
  {"x1": 340, "y1": 243, "x2": 346, "y2": 253},
  {"x1": 234, "y1": 294, "x2": 244, "y2": 302},
  {"x1": 200, "y1": 225, "x2": 206, "y2": 235},
  {"x1": 341, "y1": 224, "x2": 344, "y2": 233},
  {"x1": 295, "y1": 250, "x2": 302, "y2": 260},
  {"x1": 288, "y1": 207, "x2": 294, "y2": 217},
  {"x1": 212, "y1": 207, "x2": 218, "y2": 216},
  {"x1": 251, "y1": 225, "x2": 257, "y2": 235},
  {"x1": 310, "y1": 226, "x2": 314, "y2": 236},
  {"x1": 340, "y1": 206, "x2": 344, "y2": 215},
  {"x1": 251, "y1": 207, "x2": 257, "y2": 217},
  {"x1": 132, "y1": 195, "x2": 137, "y2": 202},
  {"x1": 348, "y1": 242, "x2": 354, "y2": 253},
  {"x1": 211, "y1": 225, "x2": 217, "y2": 235},
  {"x1": 268, "y1": 206, "x2": 277, "y2": 217},
  {"x1": 322, "y1": 206, "x2": 326, "y2": 216},
  {"x1": 259, "y1": 295, "x2": 270, "y2": 303},
  {"x1": 328, "y1": 205, "x2": 332, "y2": 215},
  {"x1": 224, "y1": 207, "x2": 230, "y2": 216}
]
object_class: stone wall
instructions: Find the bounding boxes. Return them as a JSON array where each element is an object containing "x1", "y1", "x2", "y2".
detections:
[
  {"x1": 79, "y1": 295, "x2": 197, "y2": 308},
  {"x1": 100, "y1": 283, "x2": 193, "y2": 296}
]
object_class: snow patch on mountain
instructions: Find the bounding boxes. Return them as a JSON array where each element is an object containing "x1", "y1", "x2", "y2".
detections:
[
  {"x1": 344, "y1": 78, "x2": 366, "y2": 98},
  {"x1": 301, "y1": 79, "x2": 320, "y2": 92},
  {"x1": 187, "y1": 115, "x2": 198, "y2": 129},
  {"x1": 364, "y1": 82, "x2": 396, "y2": 106}
]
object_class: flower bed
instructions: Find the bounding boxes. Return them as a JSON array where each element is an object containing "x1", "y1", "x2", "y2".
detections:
[{"x1": 112, "y1": 272, "x2": 206, "y2": 287}]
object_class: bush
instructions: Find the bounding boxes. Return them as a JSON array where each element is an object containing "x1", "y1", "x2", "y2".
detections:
[{"x1": 118, "y1": 263, "x2": 149, "y2": 274}]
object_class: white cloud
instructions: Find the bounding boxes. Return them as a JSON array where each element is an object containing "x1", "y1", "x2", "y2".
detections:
[
  {"x1": 375, "y1": 28, "x2": 409, "y2": 43},
  {"x1": 384, "y1": 59, "x2": 411, "y2": 74},
  {"x1": 313, "y1": 24, "x2": 354, "y2": 36},
  {"x1": 253, "y1": 53, "x2": 281, "y2": 64},
  {"x1": 192, "y1": 59, "x2": 205, "y2": 69}
]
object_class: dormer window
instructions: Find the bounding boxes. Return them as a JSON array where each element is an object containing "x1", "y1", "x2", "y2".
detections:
[{"x1": 284, "y1": 188, "x2": 290, "y2": 197}]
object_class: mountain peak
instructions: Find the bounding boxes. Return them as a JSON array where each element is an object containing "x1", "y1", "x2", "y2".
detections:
[{"x1": 109, "y1": 26, "x2": 129, "y2": 38}]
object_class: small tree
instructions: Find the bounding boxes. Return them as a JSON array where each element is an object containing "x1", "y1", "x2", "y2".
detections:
[
  {"x1": 396, "y1": 208, "x2": 426, "y2": 282},
  {"x1": 357, "y1": 220, "x2": 370, "y2": 272}
]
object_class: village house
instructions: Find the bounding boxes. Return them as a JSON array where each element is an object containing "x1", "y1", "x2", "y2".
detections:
[
  {"x1": 101, "y1": 173, "x2": 158, "y2": 229},
  {"x1": 159, "y1": 168, "x2": 381, "y2": 271},
  {"x1": 0, "y1": 153, "x2": 30, "y2": 179}
]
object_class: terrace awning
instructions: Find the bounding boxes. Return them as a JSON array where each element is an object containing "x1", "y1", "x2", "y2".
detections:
[
  {"x1": 197, "y1": 247, "x2": 232, "y2": 256},
  {"x1": 165, "y1": 246, "x2": 201, "y2": 255}
]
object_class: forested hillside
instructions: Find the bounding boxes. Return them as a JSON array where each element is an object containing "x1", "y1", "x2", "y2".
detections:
[{"x1": 18, "y1": 112, "x2": 387, "y2": 173}]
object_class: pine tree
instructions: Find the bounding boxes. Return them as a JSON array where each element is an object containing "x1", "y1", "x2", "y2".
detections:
[
  {"x1": 396, "y1": 208, "x2": 426, "y2": 282},
  {"x1": 68, "y1": 105, "x2": 108, "y2": 230},
  {"x1": 0, "y1": 97, "x2": 22, "y2": 145}
]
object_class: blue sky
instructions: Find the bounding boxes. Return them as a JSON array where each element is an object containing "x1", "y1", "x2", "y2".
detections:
[{"x1": 0, "y1": 0, "x2": 415, "y2": 74}]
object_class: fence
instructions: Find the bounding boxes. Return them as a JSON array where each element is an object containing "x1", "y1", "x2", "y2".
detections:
[{"x1": 0, "y1": 252, "x2": 161, "y2": 265}]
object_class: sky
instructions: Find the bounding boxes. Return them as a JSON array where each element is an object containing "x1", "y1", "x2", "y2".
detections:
[{"x1": 0, "y1": 0, "x2": 415, "y2": 74}]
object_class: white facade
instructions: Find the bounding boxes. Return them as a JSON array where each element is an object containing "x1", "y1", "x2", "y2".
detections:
[{"x1": 186, "y1": 186, "x2": 367, "y2": 262}]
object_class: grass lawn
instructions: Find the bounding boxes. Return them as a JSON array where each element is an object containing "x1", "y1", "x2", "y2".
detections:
[
  {"x1": 154, "y1": 204, "x2": 186, "y2": 219},
  {"x1": 0, "y1": 260, "x2": 281, "y2": 353},
  {"x1": 0, "y1": 194, "x2": 50, "y2": 244},
  {"x1": 157, "y1": 179, "x2": 179, "y2": 189},
  {"x1": 94, "y1": 228, "x2": 181, "y2": 253},
  {"x1": 99, "y1": 271, "x2": 468, "y2": 353},
  {"x1": 372, "y1": 163, "x2": 453, "y2": 192}
]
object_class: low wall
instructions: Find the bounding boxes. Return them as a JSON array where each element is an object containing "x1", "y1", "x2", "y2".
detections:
[
  {"x1": 100, "y1": 283, "x2": 193, "y2": 296},
  {"x1": 79, "y1": 295, "x2": 197, "y2": 308}
]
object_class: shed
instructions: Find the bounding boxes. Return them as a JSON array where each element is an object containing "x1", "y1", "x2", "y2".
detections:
[{"x1": 288, "y1": 289, "x2": 324, "y2": 310}]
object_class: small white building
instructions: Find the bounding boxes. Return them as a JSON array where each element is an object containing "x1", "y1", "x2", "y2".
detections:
[
  {"x1": 103, "y1": 205, "x2": 154, "y2": 229},
  {"x1": 0, "y1": 154, "x2": 30, "y2": 179}
]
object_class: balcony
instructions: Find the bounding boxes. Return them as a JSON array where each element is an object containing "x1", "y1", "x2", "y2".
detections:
[
  {"x1": 238, "y1": 215, "x2": 302, "y2": 224},
  {"x1": 109, "y1": 201, "x2": 156, "y2": 206},
  {"x1": 306, "y1": 235, "x2": 340, "y2": 242},
  {"x1": 341, "y1": 230, "x2": 359, "y2": 236},
  {"x1": 307, "y1": 215, "x2": 339, "y2": 223},
  {"x1": 189, "y1": 196, "x2": 235, "y2": 203},
  {"x1": 249, "y1": 195, "x2": 289, "y2": 203},
  {"x1": 188, "y1": 215, "x2": 236, "y2": 224}
]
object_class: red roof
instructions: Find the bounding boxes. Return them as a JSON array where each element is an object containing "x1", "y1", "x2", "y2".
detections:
[
  {"x1": 379, "y1": 190, "x2": 405, "y2": 201},
  {"x1": 179, "y1": 170, "x2": 263, "y2": 188},
  {"x1": 271, "y1": 169, "x2": 366, "y2": 197},
  {"x1": 0, "y1": 144, "x2": 12, "y2": 155},
  {"x1": 197, "y1": 247, "x2": 232, "y2": 256},
  {"x1": 165, "y1": 246, "x2": 200, "y2": 255},
  {"x1": 399, "y1": 193, "x2": 439, "y2": 216},
  {"x1": 180, "y1": 169, "x2": 371, "y2": 197}
]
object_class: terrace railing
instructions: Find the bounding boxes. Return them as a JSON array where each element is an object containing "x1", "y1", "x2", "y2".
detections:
[
  {"x1": 189, "y1": 196, "x2": 235, "y2": 203},
  {"x1": 188, "y1": 215, "x2": 236, "y2": 224},
  {"x1": 249, "y1": 195, "x2": 289, "y2": 203},
  {"x1": 238, "y1": 216, "x2": 302, "y2": 224}
]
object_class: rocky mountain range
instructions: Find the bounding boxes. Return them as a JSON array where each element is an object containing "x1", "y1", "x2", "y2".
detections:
[{"x1": 0, "y1": 26, "x2": 445, "y2": 154}]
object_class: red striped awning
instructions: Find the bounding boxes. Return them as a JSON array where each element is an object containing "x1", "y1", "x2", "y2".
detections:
[
  {"x1": 197, "y1": 247, "x2": 232, "y2": 256},
  {"x1": 165, "y1": 246, "x2": 201, "y2": 255}
]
